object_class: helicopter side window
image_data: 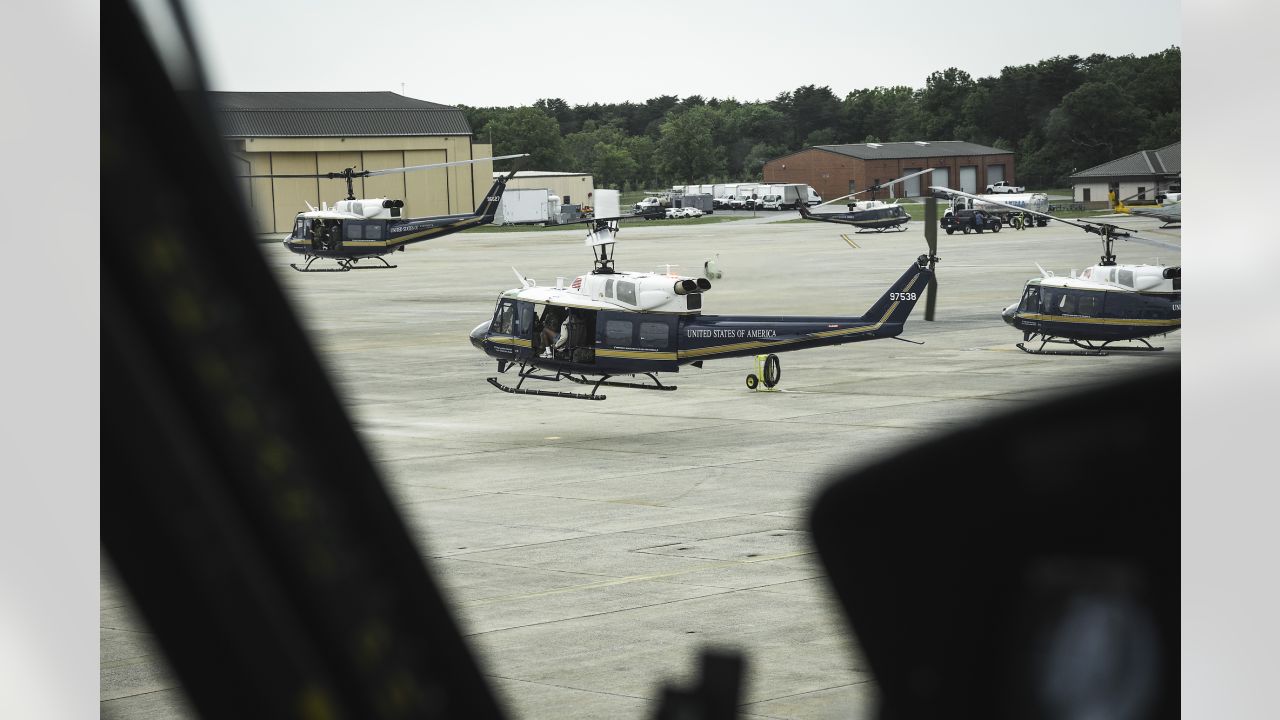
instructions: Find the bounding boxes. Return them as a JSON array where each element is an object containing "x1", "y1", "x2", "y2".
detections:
[
  {"x1": 605, "y1": 279, "x2": 615, "y2": 299},
  {"x1": 1059, "y1": 293, "x2": 1077, "y2": 315},
  {"x1": 515, "y1": 302, "x2": 536, "y2": 337},
  {"x1": 365, "y1": 224, "x2": 383, "y2": 240},
  {"x1": 638, "y1": 321, "x2": 670, "y2": 350},
  {"x1": 1040, "y1": 289, "x2": 1059, "y2": 314},
  {"x1": 1075, "y1": 292, "x2": 1102, "y2": 316},
  {"x1": 605, "y1": 320, "x2": 633, "y2": 346},
  {"x1": 1118, "y1": 269, "x2": 1134, "y2": 287},
  {"x1": 346, "y1": 224, "x2": 364, "y2": 240},
  {"x1": 616, "y1": 281, "x2": 637, "y2": 306}
]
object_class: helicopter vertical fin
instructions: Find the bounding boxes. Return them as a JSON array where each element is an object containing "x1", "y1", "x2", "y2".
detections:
[
  {"x1": 859, "y1": 257, "x2": 933, "y2": 330},
  {"x1": 473, "y1": 171, "x2": 515, "y2": 221}
]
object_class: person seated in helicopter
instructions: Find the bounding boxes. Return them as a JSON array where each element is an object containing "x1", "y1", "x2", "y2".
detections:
[
  {"x1": 540, "y1": 307, "x2": 565, "y2": 355},
  {"x1": 554, "y1": 311, "x2": 575, "y2": 356}
]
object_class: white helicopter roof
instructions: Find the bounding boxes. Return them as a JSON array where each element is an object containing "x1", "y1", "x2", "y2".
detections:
[
  {"x1": 501, "y1": 267, "x2": 707, "y2": 314},
  {"x1": 1029, "y1": 263, "x2": 1178, "y2": 293}
]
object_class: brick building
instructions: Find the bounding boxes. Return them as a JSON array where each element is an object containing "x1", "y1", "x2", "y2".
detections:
[{"x1": 763, "y1": 141, "x2": 1015, "y2": 201}]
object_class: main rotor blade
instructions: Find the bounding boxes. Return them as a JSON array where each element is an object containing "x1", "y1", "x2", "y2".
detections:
[
  {"x1": 237, "y1": 153, "x2": 531, "y2": 180},
  {"x1": 923, "y1": 196, "x2": 938, "y2": 321},
  {"x1": 364, "y1": 153, "x2": 530, "y2": 177},
  {"x1": 928, "y1": 186, "x2": 1180, "y2": 251},
  {"x1": 853, "y1": 167, "x2": 936, "y2": 198}
]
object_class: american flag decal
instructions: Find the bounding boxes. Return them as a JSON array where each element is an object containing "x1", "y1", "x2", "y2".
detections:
[{"x1": 571, "y1": 277, "x2": 583, "y2": 289}]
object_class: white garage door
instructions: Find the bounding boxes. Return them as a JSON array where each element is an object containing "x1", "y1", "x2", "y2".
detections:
[
  {"x1": 986, "y1": 164, "x2": 1005, "y2": 186},
  {"x1": 902, "y1": 168, "x2": 922, "y2": 197},
  {"x1": 960, "y1": 166, "x2": 978, "y2": 193},
  {"x1": 932, "y1": 167, "x2": 950, "y2": 191}
]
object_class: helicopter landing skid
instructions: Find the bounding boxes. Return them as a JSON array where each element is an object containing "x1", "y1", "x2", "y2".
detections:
[
  {"x1": 487, "y1": 363, "x2": 608, "y2": 400},
  {"x1": 1017, "y1": 342, "x2": 1107, "y2": 357},
  {"x1": 565, "y1": 373, "x2": 677, "y2": 392},
  {"x1": 290, "y1": 256, "x2": 398, "y2": 272},
  {"x1": 857, "y1": 225, "x2": 910, "y2": 234}
]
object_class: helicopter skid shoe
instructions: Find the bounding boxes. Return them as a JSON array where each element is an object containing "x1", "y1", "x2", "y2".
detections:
[
  {"x1": 565, "y1": 373, "x2": 677, "y2": 392},
  {"x1": 486, "y1": 377, "x2": 606, "y2": 401}
]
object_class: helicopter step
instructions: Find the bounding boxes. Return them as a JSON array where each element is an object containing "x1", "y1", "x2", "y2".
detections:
[{"x1": 565, "y1": 373, "x2": 677, "y2": 392}]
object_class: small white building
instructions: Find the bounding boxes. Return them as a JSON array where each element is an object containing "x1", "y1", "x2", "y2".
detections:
[
  {"x1": 1070, "y1": 142, "x2": 1180, "y2": 205},
  {"x1": 495, "y1": 170, "x2": 596, "y2": 207}
]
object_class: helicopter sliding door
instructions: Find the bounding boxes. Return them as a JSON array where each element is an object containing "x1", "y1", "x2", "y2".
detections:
[{"x1": 595, "y1": 311, "x2": 678, "y2": 372}]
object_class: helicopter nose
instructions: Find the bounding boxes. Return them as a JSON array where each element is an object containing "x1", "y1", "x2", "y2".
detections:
[
  {"x1": 469, "y1": 320, "x2": 491, "y2": 351},
  {"x1": 1001, "y1": 303, "x2": 1019, "y2": 326}
]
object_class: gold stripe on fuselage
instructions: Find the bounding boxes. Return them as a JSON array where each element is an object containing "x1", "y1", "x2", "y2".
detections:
[
  {"x1": 489, "y1": 336, "x2": 532, "y2": 348},
  {"x1": 596, "y1": 349, "x2": 678, "y2": 361},
  {"x1": 1017, "y1": 313, "x2": 1180, "y2": 327},
  {"x1": 676, "y1": 273, "x2": 920, "y2": 360}
]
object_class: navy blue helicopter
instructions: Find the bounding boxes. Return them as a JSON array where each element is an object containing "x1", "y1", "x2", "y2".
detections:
[
  {"x1": 933, "y1": 187, "x2": 1181, "y2": 356},
  {"x1": 470, "y1": 217, "x2": 936, "y2": 400},
  {"x1": 796, "y1": 168, "x2": 935, "y2": 232},
  {"x1": 250, "y1": 154, "x2": 528, "y2": 272}
]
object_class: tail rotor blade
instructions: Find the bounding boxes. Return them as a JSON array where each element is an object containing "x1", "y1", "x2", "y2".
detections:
[
  {"x1": 925, "y1": 274, "x2": 938, "y2": 322},
  {"x1": 924, "y1": 196, "x2": 939, "y2": 321}
]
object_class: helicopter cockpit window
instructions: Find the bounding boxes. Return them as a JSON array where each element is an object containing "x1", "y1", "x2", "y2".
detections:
[
  {"x1": 616, "y1": 281, "x2": 637, "y2": 306},
  {"x1": 638, "y1": 322, "x2": 669, "y2": 350},
  {"x1": 495, "y1": 301, "x2": 516, "y2": 335},
  {"x1": 1020, "y1": 286, "x2": 1040, "y2": 313},
  {"x1": 293, "y1": 219, "x2": 306, "y2": 238}
]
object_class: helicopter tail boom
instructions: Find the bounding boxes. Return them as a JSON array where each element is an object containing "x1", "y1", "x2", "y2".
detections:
[
  {"x1": 473, "y1": 171, "x2": 514, "y2": 222},
  {"x1": 859, "y1": 257, "x2": 933, "y2": 332}
]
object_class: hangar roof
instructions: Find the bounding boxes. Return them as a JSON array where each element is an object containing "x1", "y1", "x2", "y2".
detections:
[
  {"x1": 1070, "y1": 142, "x2": 1181, "y2": 179},
  {"x1": 779, "y1": 140, "x2": 1014, "y2": 162},
  {"x1": 210, "y1": 91, "x2": 472, "y2": 138}
]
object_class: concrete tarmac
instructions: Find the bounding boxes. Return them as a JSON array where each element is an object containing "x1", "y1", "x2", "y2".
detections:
[{"x1": 101, "y1": 215, "x2": 1180, "y2": 719}]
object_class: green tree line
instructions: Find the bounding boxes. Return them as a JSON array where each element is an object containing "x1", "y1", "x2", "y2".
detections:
[{"x1": 462, "y1": 48, "x2": 1179, "y2": 191}]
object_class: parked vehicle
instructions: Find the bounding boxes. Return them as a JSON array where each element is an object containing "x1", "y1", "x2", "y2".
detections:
[
  {"x1": 985, "y1": 181, "x2": 1025, "y2": 194},
  {"x1": 940, "y1": 208, "x2": 1002, "y2": 234}
]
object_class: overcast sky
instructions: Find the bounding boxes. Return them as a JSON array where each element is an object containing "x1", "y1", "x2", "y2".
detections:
[{"x1": 183, "y1": 0, "x2": 1181, "y2": 107}]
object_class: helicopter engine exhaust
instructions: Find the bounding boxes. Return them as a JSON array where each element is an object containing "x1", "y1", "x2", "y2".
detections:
[
  {"x1": 673, "y1": 279, "x2": 712, "y2": 295},
  {"x1": 381, "y1": 199, "x2": 404, "y2": 208}
]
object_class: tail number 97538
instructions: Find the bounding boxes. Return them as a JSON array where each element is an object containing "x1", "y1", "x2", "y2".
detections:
[{"x1": 890, "y1": 292, "x2": 918, "y2": 301}]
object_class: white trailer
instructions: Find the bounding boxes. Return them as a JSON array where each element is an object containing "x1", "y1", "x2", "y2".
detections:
[{"x1": 495, "y1": 188, "x2": 555, "y2": 225}]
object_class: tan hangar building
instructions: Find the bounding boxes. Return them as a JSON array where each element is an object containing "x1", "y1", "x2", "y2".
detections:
[{"x1": 213, "y1": 91, "x2": 495, "y2": 234}]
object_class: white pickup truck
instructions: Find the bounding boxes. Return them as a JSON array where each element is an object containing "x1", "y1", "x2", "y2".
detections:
[{"x1": 985, "y1": 181, "x2": 1025, "y2": 194}]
